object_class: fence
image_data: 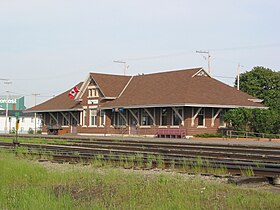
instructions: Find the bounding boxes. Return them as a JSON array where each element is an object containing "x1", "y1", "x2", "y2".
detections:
[{"x1": 225, "y1": 130, "x2": 280, "y2": 140}]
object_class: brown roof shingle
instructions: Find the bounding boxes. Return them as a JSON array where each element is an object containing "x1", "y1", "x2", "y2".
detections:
[
  {"x1": 26, "y1": 82, "x2": 83, "y2": 112},
  {"x1": 90, "y1": 73, "x2": 131, "y2": 97},
  {"x1": 27, "y1": 68, "x2": 265, "y2": 112},
  {"x1": 101, "y1": 68, "x2": 265, "y2": 108}
]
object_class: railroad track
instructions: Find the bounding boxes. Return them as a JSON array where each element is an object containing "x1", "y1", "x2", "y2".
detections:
[{"x1": 0, "y1": 135, "x2": 280, "y2": 177}]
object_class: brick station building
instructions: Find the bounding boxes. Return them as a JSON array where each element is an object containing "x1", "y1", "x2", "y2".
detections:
[{"x1": 27, "y1": 68, "x2": 265, "y2": 137}]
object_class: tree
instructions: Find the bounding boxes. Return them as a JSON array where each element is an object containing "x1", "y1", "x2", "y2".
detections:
[
  {"x1": 224, "y1": 108, "x2": 252, "y2": 132},
  {"x1": 225, "y1": 66, "x2": 280, "y2": 134},
  {"x1": 236, "y1": 66, "x2": 280, "y2": 111},
  {"x1": 224, "y1": 108, "x2": 280, "y2": 134}
]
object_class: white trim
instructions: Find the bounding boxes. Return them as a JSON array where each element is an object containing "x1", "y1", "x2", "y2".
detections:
[
  {"x1": 248, "y1": 99, "x2": 263, "y2": 103},
  {"x1": 69, "y1": 112, "x2": 79, "y2": 124},
  {"x1": 128, "y1": 109, "x2": 139, "y2": 125},
  {"x1": 101, "y1": 103, "x2": 267, "y2": 110},
  {"x1": 172, "y1": 107, "x2": 184, "y2": 126},
  {"x1": 82, "y1": 108, "x2": 88, "y2": 126},
  {"x1": 191, "y1": 68, "x2": 211, "y2": 78},
  {"x1": 80, "y1": 112, "x2": 83, "y2": 125},
  {"x1": 88, "y1": 105, "x2": 98, "y2": 109},
  {"x1": 101, "y1": 97, "x2": 117, "y2": 100},
  {"x1": 118, "y1": 76, "x2": 134, "y2": 98},
  {"x1": 119, "y1": 111, "x2": 127, "y2": 125},
  {"x1": 191, "y1": 107, "x2": 201, "y2": 127},
  {"x1": 75, "y1": 73, "x2": 91, "y2": 100},
  {"x1": 197, "y1": 108, "x2": 205, "y2": 127},
  {"x1": 139, "y1": 125, "x2": 151, "y2": 128},
  {"x1": 25, "y1": 108, "x2": 83, "y2": 113},
  {"x1": 60, "y1": 112, "x2": 70, "y2": 125},
  {"x1": 75, "y1": 73, "x2": 106, "y2": 100},
  {"x1": 49, "y1": 112, "x2": 58, "y2": 124},
  {"x1": 158, "y1": 126, "x2": 167, "y2": 128},
  {"x1": 88, "y1": 85, "x2": 98, "y2": 88},
  {"x1": 160, "y1": 108, "x2": 167, "y2": 126},
  {"x1": 99, "y1": 110, "x2": 106, "y2": 127},
  {"x1": 211, "y1": 108, "x2": 222, "y2": 127},
  {"x1": 144, "y1": 108, "x2": 155, "y2": 125},
  {"x1": 89, "y1": 109, "x2": 98, "y2": 126},
  {"x1": 170, "y1": 126, "x2": 179, "y2": 128}
]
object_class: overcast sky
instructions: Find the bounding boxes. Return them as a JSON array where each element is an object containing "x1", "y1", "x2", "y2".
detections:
[{"x1": 0, "y1": 0, "x2": 279, "y2": 108}]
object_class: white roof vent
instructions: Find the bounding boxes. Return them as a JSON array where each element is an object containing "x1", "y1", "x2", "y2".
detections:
[{"x1": 248, "y1": 99, "x2": 263, "y2": 103}]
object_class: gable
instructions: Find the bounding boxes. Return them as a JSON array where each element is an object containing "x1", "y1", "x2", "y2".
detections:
[{"x1": 76, "y1": 73, "x2": 132, "y2": 100}]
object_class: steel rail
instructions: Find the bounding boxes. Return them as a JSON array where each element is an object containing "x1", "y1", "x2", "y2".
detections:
[
  {"x1": 1, "y1": 133, "x2": 280, "y2": 149},
  {"x1": 0, "y1": 141, "x2": 279, "y2": 177}
]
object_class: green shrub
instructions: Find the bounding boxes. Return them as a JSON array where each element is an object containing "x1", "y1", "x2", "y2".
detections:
[
  {"x1": 194, "y1": 133, "x2": 223, "y2": 138},
  {"x1": 28, "y1": 128, "x2": 34, "y2": 134}
]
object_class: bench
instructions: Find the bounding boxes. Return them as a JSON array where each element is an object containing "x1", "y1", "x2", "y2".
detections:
[{"x1": 156, "y1": 128, "x2": 186, "y2": 138}]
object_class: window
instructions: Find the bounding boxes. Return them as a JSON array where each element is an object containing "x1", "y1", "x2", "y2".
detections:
[
  {"x1": 172, "y1": 107, "x2": 183, "y2": 126},
  {"x1": 99, "y1": 110, "x2": 106, "y2": 126},
  {"x1": 160, "y1": 108, "x2": 167, "y2": 126},
  {"x1": 219, "y1": 110, "x2": 225, "y2": 127},
  {"x1": 88, "y1": 87, "x2": 99, "y2": 98},
  {"x1": 83, "y1": 109, "x2": 87, "y2": 126},
  {"x1": 141, "y1": 109, "x2": 152, "y2": 126},
  {"x1": 90, "y1": 109, "x2": 97, "y2": 126},
  {"x1": 111, "y1": 112, "x2": 126, "y2": 126},
  {"x1": 198, "y1": 108, "x2": 205, "y2": 126}
]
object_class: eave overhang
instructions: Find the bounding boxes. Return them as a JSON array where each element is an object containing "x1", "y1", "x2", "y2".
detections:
[
  {"x1": 24, "y1": 108, "x2": 83, "y2": 113},
  {"x1": 100, "y1": 103, "x2": 268, "y2": 110}
]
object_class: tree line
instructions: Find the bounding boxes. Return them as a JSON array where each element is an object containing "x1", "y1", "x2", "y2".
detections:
[{"x1": 224, "y1": 66, "x2": 280, "y2": 134}]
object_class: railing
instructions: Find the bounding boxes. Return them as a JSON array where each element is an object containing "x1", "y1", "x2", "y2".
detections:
[{"x1": 225, "y1": 130, "x2": 280, "y2": 140}]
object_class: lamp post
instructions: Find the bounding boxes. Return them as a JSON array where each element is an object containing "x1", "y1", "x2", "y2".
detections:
[
  {"x1": 4, "y1": 81, "x2": 12, "y2": 134},
  {"x1": 113, "y1": 60, "x2": 128, "y2": 76}
]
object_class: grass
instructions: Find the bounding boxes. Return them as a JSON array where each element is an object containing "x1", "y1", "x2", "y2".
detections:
[
  {"x1": 1, "y1": 150, "x2": 280, "y2": 210},
  {"x1": 0, "y1": 137, "x2": 69, "y2": 145}
]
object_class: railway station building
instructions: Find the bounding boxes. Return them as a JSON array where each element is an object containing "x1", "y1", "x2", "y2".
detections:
[{"x1": 26, "y1": 68, "x2": 265, "y2": 137}]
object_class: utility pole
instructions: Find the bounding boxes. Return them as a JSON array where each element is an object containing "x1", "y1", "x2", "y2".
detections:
[
  {"x1": 113, "y1": 60, "x2": 129, "y2": 76},
  {"x1": 237, "y1": 63, "x2": 240, "y2": 90},
  {"x1": 32, "y1": 93, "x2": 40, "y2": 134},
  {"x1": 196, "y1": 50, "x2": 211, "y2": 74},
  {"x1": 236, "y1": 63, "x2": 244, "y2": 90},
  {"x1": 4, "y1": 81, "x2": 12, "y2": 134}
]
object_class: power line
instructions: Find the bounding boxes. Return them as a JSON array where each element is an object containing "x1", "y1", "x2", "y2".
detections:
[
  {"x1": 209, "y1": 43, "x2": 280, "y2": 52},
  {"x1": 212, "y1": 75, "x2": 235, "y2": 79}
]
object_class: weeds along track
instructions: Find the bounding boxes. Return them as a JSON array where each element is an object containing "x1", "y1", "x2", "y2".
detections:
[{"x1": 0, "y1": 135, "x2": 280, "y2": 176}]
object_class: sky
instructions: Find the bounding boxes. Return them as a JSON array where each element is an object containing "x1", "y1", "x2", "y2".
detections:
[{"x1": 0, "y1": 0, "x2": 279, "y2": 108}]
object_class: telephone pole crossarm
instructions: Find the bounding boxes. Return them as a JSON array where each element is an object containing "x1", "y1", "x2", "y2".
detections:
[
  {"x1": 196, "y1": 50, "x2": 211, "y2": 74},
  {"x1": 113, "y1": 60, "x2": 128, "y2": 76}
]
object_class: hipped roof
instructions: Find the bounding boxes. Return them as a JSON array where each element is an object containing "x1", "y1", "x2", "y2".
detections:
[
  {"x1": 101, "y1": 68, "x2": 265, "y2": 109},
  {"x1": 27, "y1": 68, "x2": 265, "y2": 112}
]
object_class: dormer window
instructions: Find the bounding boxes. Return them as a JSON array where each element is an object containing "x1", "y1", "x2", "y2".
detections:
[{"x1": 88, "y1": 86, "x2": 99, "y2": 98}]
